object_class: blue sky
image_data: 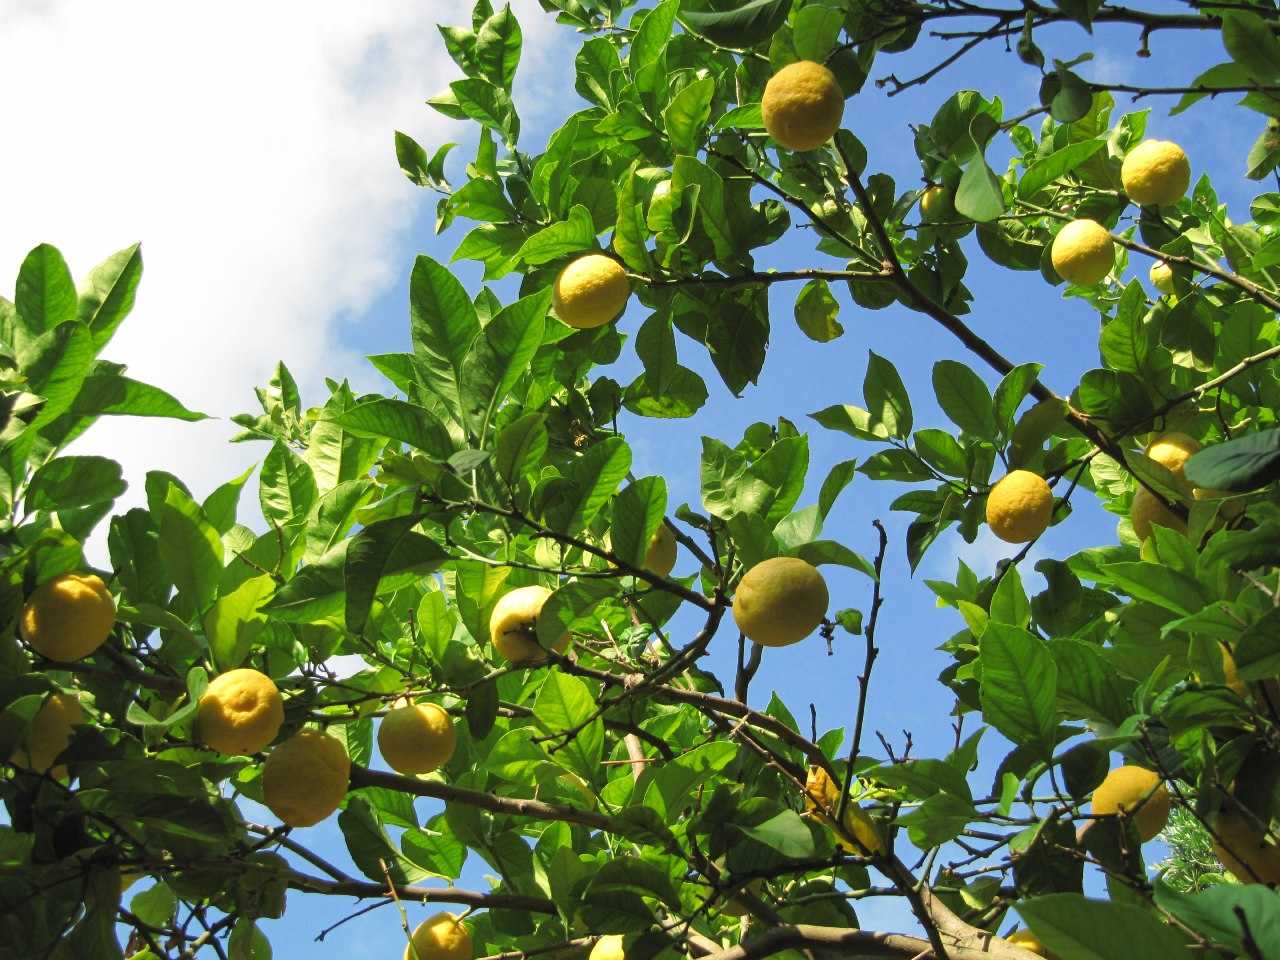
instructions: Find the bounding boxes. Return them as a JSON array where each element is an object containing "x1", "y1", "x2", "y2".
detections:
[{"x1": 2, "y1": 2, "x2": 1267, "y2": 955}]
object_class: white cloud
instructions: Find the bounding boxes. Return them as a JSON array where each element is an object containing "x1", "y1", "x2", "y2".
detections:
[{"x1": 0, "y1": 0, "x2": 562, "y2": 517}]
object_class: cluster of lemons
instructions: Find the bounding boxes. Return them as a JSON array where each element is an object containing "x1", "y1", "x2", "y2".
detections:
[{"x1": 1050, "y1": 139, "x2": 1191, "y2": 289}]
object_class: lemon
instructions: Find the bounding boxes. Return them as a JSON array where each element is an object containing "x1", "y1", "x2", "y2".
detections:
[
  {"x1": 1005, "y1": 929, "x2": 1051, "y2": 958},
  {"x1": 553, "y1": 254, "x2": 629, "y2": 330},
  {"x1": 1193, "y1": 485, "x2": 1245, "y2": 521},
  {"x1": 488, "y1": 585, "x2": 569, "y2": 664},
  {"x1": 803, "y1": 766, "x2": 885, "y2": 855},
  {"x1": 1050, "y1": 219, "x2": 1114, "y2": 286},
  {"x1": 1130, "y1": 486, "x2": 1185, "y2": 541},
  {"x1": 197, "y1": 668, "x2": 285, "y2": 756},
  {"x1": 261, "y1": 728, "x2": 350, "y2": 827},
  {"x1": 1090, "y1": 765, "x2": 1170, "y2": 841},
  {"x1": 985, "y1": 471, "x2": 1053, "y2": 544},
  {"x1": 1220, "y1": 644, "x2": 1280, "y2": 704},
  {"x1": 1121, "y1": 140, "x2": 1190, "y2": 207},
  {"x1": 761, "y1": 60, "x2": 844, "y2": 152},
  {"x1": 11, "y1": 691, "x2": 83, "y2": 778},
  {"x1": 589, "y1": 935, "x2": 625, "y2": 960},
  {"x1": 1213, "y1": 808, "x2": 1280, "y2": 885},
  {"x1": 405, "y1": 912, "x2": 472, "y2": 960},
  {"x1": 378, "y1": 701, "x2": 456, "y2": 775},
  {"x1": 1150, "y1": 260, "x2": 1175, "y2": 294},
  {"x1": 643, "y1": 524, "x2": 678, "y2": 578},
  {"x1": 1144, "y1": 432, "x2": 1200, "y2": 481},
  {"x1": 20, "y1": 573, "x2": 116, "y2": 663},
  {"x1": 919, "y1": 185, "x2": 955, "y2": 222},
  {"x1": 731, "y1": 556, "x2": 828, "y2": 648}
]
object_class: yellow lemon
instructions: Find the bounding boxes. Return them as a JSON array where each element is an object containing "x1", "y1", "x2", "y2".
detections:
[
  {"x1": 20, "y1": 573, "x2": 116, "y2": 663},
  {"x1": 405, "y1": 912, "x2": 472, "y2": 960},
  {"x1": 553, "y1": 254, "x2": 629, "y2": 330},
  {"x1": 1050, "y1": 219, "x2": 1114, "y2": 286},
  {"x1": 1220, "y1": 644, "x2": 1280, "y2": 704},
  {"x1": 261, "y1": 728, "x2": 350, "y2": 827},
  {"x1": 11, "y1": 691, "x2": 83, "y2": 778},
  {"x1": 1130, "y1": 487, "x2": 1186, "y2": 541},
  {"x1": 1150, "y1": 260, "x2": 1175, "y2": 294},
  {"x1": 919, "y1": 185, "x2": 955, "y2": 222},
  {"x1": 803, "y1": 766, "x2": 885, "y2": 855},
  {"x1": 377, "y1": 701, "x2": 456, "y2": 775},
  {"x1": 488, "y1": 585, "x2": 569, "y2": 664},
  {"x1": 986, "y1": 471, "x2": 1053, "y2": 544},
  {"x1": 732, "y1": 556, "x2": 828, "y2": 648},
  {"x1": 643, "y1": 524, "x2": 678, "y2": 578},
  {"x1": 1006, "y1": 929, "x2": 1053, "y2": 958},
  {"x1": 1090, "y1": 765, "x2": 1170, "y2": 841},
  {"x1": 1121, "y1": 140, "x2": 1190, "y2": 207},
  {"x1": 197, "y1": 668, "x2": 284, "y2": 756},
  {"x1": 1213, "y1": 808, "x2": 1280, "y2": 885},
  {"x1": 761, "y1": 60, "x2": 844, "y2": 151},
  {"x1": 589, "y1": 935, "x2": 625, "y2": 960},
  {"x1": 1144, "y1": 432, "x2": 1200, "y2": 481}
]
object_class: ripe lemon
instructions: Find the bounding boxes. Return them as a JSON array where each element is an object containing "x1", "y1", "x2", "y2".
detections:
[
  {"x1": 378, "y1": 701, "x2": 456, "y2": 775},
  {"x1": 1144, "y1": 432, "x2": 1200, "y2": 481},
  {"x1": 197, "y1": 668, "x2": 285, "y2": 756},
  {"x1": 985, "y1": 471, "x2": 1053, "y2": 544},
  {"x1": 405, "y1": 912, "x2": 472, "y2": 960},
  {"x1": 1130, "y1": 486, "x2": 1185, "y2": 541},
  {"x1": 262, "y1": 728, "x2": 350, "y2": 827},
  {"x1": 553, "y1": 254, "x2": 629, "y2": 330},
  {"x1": 1213, "y1": 808, "x2": 1280, "y2": 885},
  {"x1": 488, "y1": 585, "x2": 569, "y2": 664},
  {"x1": 803, "y1": 766, "x2": 885, "y2": 855},
  {"x1": 731, "y1": 556, "x2": 828, "y2": 648},
  {"x1": 920, "y1": 185, "x2": 955, "y2": 222},
  {"x1": 1121, "y1": 140, "x2": 1190, "y2": 207},
  {"x1": 1005, "y1": 929, "x2": 1050, "y2": 957},
  {"x1": 761, "y1": 60, "x2": 844, "y2": 152},
  {"x1": 20, "y1": 573, "x2": 116, "y2": 663},
  {"x1": 1150, "y1": 260, "x2": 1175, "y2": 294},
  {"x1": 1090, "y1": 765, "x2": 1170, "y2": 841},
  {"x1": 1050, "y1": 219, "x2": 1114, "y2": 286},
  {"x1": 644, "y1": 524, "x2": 678, "y2": 578},
  {"x1": 11, "y1": 691, "x2": 83, "y2": 778},
  {"x1": 589, "y1": 935, "x2": 625, "y2": 960}
]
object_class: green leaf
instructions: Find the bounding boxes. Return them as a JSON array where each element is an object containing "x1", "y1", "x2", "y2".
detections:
[
  {"x1": 980, "y1": 623, "x2": 1058, "y2": 757},
  {"x1": 611, "y1": 476, "x2": 666, "y2": 569},
  {"x1": 736, "y1": 810, "x2": 816, "y2": 858},
  {"x1": 933, "y1": 360, "x2": 996, "y2": 439},
  {"x1": 630, "y1": 0, "x2": 679, "y2": 77},
  {"x1": 1016, "y1": 893, "x2": 1194, "y2": 960},
  {"x1": 663, "y1": 76, "x2": 715, "y2": 155},
  {"x1": 129, "y1": 882, "x2": 177, "y2": 929},
  {"x1": 344, "y1": 516, "x2": 449, "y2": 635},
  {"x1": 956, "y1": 155, "x2": 1004, "y2": 222},
  {"x1": 864, "y1": 351, "x2": 912, "y2": 439},
  {"x1": 76, "y1": 243, "x2": 143, "y2": 350},
  {"x1": 1018, "y1": 140, "x2": 1104, "y2": 198},
  {"x1": 680, "y1": 0, "x2": 792, "y2": 48},
  {"x1": 449, "y1": 77, "x2": 520, "y2": 145},
  {"x1": 793, "y1": 3, "x2": 844, "y2": 61},
  {"x1": 203, "y1": 466, "x2": 255, "y2": 535},
  {"x1": 204, "y1": 574, "x2": 274, "y2": 670},
  {"x1": 533, "y1": 672, "x2": 603, "y2": 780},
  {"x1": 1222, "y1": 11, "x2": 1280, "y2": 82},
  {"x1": 460, "y1": 287, "x2": 550, "y2": 442},
  {"x1": 713, "y1": 103, "x2": 764, "y2": 131},
  {"x1": 325, "y1": 398, "x2": 453, "y2": 459},
  {"x1": 68, "y1": 374, "x2": 207, "y2": 421},
  {"x1": 495, "y1": 412, "x2": 548, "y2": 487},
  {"x1": 1154, "y1": 882, "x2": 1280, "y2": 958},
  {"x1": 153, "y1": 476, "x2": 224, "y2": 614},
  {"x1": 1184, "y1": 430, "x2": 1280, "y2": 492},
  {"x1": 516, "y1": 204, "x2": 596, "y2": 266},
  {"x1": 338, "y1": 796, "x2": 427, "y2": 885},
  {"x1": 259, "y1": 442, "x2": 318, "y2": 527},
  {"x1": 1098, "y1": 562, "x2": 1208, "y2": 616},
  {"x1": 16, "y1": 320, "x2": 95, "y2": 438},
  {"x1": 554, "y1": 436, "x2": 632, "y2": 534},
  {"x1": 474, "y1": 4, "x2": 522, "y2": 90},
  {"x1": 15, "y1": 243, "x2": 76, "y2": 334},
  {"x1": 794, "y1": 279, "x2": 844, "y2": 342},
  {"x1": 409, "y1": 254, "x2": 480, "y2": 420},
  {"x1": 25, "y1": 456, "x2": 125, "y2": 511}
]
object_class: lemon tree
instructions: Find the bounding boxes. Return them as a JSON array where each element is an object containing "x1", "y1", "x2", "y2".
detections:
[{"x1": 7, "y1": 2, "x2": 1280, "y2": 960}]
